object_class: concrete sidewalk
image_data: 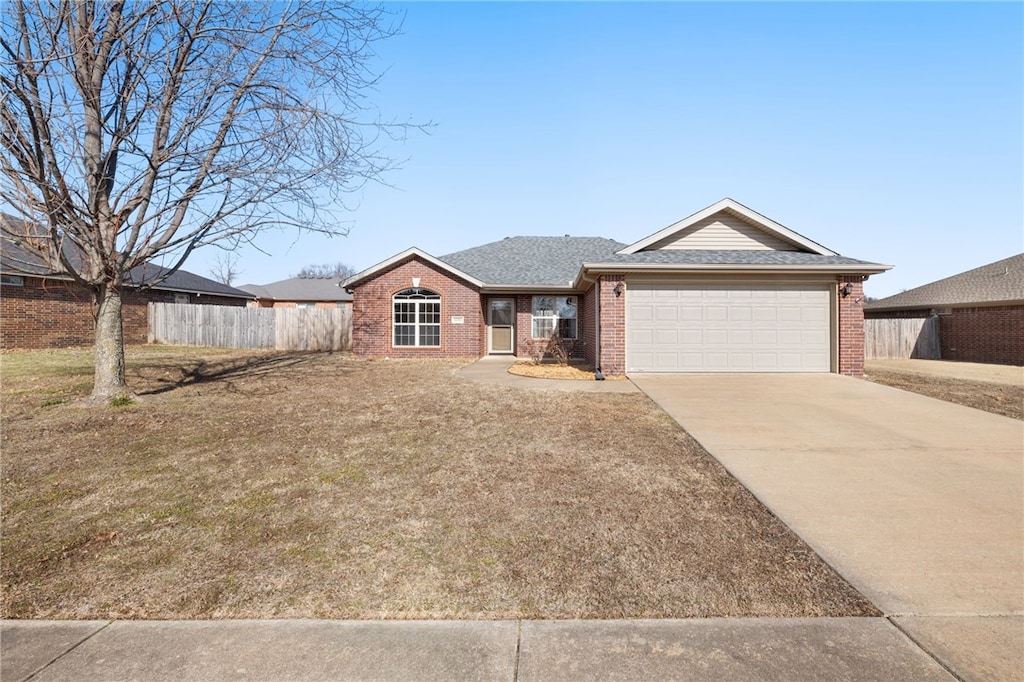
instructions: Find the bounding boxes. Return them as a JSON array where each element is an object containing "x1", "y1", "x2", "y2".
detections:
[
  {"x1": 631, "y1": 373, "x2": 1024, "y2": 682},
  {"x1": 2, "y1": 617, "x2": 955, "y2": 681}
]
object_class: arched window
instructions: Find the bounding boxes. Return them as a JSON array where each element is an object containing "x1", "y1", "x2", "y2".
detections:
[{"x1": 393, "y1": 288, "x2": 441, "y2": 347}]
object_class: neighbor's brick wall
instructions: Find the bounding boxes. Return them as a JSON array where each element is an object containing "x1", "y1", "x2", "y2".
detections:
[
  {"x1": 350, "y1": 258, "x2": 483, "y2": 359},
  {"x1": 597, "y1": 275, "x2": 626, "y2": 376},
  {"x1": 837, "y1": 276, "x2": 866, "y2": 376},
  {"x1": 1, "y1": 276, "x2": 245, "y2": 349},
  {"x1": 940, "y1": 305, "x2": 1024, "y2": 366}
]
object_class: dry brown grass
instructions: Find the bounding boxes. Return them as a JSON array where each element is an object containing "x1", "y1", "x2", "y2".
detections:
[
  {"x1": 1, "y1": 347, "x2": 877, "y2": 620},
  {"x1": 864, "y1": 366, "x2": 1023, "y2": 420}
]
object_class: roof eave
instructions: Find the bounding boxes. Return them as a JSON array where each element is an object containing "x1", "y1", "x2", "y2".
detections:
[
  {"x1": 866, "y1": 297, "x2": 1024, "y2": 312},
  {"x1": 578, "y1": 262, "x2": 892, "y2": 279},
  {"x1": 343, "y1": 248, "x2": 485, "y2": 290}
]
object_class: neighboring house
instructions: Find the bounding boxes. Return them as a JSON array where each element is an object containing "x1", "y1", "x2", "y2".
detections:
[
  {"x1": 239, "y1": 277, "x2": 353, "y2": 309},
  {"x1": 864, "y1": 253, "x2": 1024, "y2": 366},
  {"x1": 343, "y1": 198, "x2": 890, "y2": 376},
  {"x1": 1, "y1": 223, "x2": 253, "y2": 349}
]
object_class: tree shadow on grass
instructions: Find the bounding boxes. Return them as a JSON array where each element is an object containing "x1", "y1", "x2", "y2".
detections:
[{"x1": 134, "y1": 351, "x2": 334, "y2": 396}]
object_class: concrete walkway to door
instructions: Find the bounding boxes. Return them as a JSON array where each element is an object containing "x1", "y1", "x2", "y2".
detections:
[{"x1": 631, "y1": 373, "x2": 1024, "y2": 682}]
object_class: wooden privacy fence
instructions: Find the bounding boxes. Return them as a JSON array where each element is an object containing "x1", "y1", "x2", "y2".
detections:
[
  {"x1": 148, "y1": 303, "x2": 351, "y2": 351},
  {"x1": 865, "y1": 316, "x2": 940, "y2": 360}
]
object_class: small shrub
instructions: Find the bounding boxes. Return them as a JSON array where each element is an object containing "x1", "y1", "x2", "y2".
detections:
[{"x1": 109, "y1": 395, "x2": 134, "y2": 408}]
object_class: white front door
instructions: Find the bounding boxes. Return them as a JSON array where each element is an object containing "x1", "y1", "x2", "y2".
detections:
[{"x1": 488, "y1": 298, "x2": 515, "y2": 354}]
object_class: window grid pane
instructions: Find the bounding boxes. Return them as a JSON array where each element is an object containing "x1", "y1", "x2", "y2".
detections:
[
  {"x1": 531, "y1": 295, "x2": 577, "y2": 339},
  {"x1": 393, "y1": 289, "x2": 442, "y2": 347}
]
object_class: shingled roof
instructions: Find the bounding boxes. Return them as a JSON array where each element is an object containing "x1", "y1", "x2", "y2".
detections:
[
  {"x1": 439, "y1": 236, "x2": 627, "y2": 286},
  {"x1": 239, "y1": 277, "x2": 353, "y2": 302},
  {"x1": 1, "y1": 217, "x2": 253, "y2": 300},
  {"x1": 865, "y1": 253, "x2": 1024, "y2": 311}
]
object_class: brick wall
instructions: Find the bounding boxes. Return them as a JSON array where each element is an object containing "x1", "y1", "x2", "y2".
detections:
[
  {"x1": 837, "y1": 276, "x2": 866, "y2": 376},
  {"x1": 940, "y1": 305, "x2": 1024, "y2": 365},
  {"x1": 350, "y1": 258, "x2": 483, "y2": 358},
  {"x1": 1, "y1": 276, "x2": 246, "y2": 349},
  {"x1": 597, "y1": 275, "x2": 626, "y2": 376}
]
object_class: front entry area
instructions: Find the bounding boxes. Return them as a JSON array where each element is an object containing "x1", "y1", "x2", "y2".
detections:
[{"x1": 488, "y1": 298, "x2": 515, "y2": 354}]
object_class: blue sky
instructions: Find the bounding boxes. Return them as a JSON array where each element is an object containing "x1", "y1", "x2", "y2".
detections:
[{"x1": 202, "y1": 1, "x2": 1022, "y2": 299}]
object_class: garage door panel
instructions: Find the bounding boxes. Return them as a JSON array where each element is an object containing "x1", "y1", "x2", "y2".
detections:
[{"x1": 627, "y1": 283, "x2": 831, "y2": 373}]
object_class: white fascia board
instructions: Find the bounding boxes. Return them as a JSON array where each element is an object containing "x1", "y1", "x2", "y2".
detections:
[
  {"x1": 616, "y1": 198, "x2": 838, "y2": 256},
  {"x1": 576, "y1": 261, "x2": 892, "y2": 285},
  {"x1": 342, "y1": 247, "x2": 485, "y2": 289}
]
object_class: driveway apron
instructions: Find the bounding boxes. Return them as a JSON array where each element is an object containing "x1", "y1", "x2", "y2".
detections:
[{"x1": 631, "y1": 373, "x2": 1024, "y2": 681}]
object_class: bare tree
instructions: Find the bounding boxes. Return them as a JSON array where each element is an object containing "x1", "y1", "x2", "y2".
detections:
[
  {"x1": 1, "y1": 0, "x2": 408, "y2": 403},
  {"x1": 208, "y1": 252, "x2": 242, "y2": 287},
  {"x1": 294, "y1": 262, "x2": 357, "y2": 279}
]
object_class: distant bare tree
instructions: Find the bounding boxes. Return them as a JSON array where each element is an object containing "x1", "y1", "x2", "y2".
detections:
[
  {"x1": 295, "y1": 262, "x2": 357, "y2": 279},
  {"x1": 208, "y1": 252, "x2": 242, "y2": 287},
  {"x1": 1, "y1": 0, "x2": 412, "y2": 403}
]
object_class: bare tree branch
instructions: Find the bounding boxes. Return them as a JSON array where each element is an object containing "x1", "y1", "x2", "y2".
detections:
[{"x1": 0, "y1": 0, "x2": 417, "y2": 401}]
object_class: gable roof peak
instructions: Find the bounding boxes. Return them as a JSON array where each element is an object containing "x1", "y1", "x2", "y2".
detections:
[{"x1": 617, "y1": 198, "x2": 837, "y2": 257}]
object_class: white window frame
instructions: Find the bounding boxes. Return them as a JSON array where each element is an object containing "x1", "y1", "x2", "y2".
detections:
[
  {"x1": 531, "y1": 295, "x2": 578, "y2": 339},
  {"x1": 393, "y1": 288, "x2": 441, "y2": 348}
]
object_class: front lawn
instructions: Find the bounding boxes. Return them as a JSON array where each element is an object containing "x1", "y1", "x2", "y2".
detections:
[{"x1": 1, "y1": 347, "x2": 877, "y2": 619}]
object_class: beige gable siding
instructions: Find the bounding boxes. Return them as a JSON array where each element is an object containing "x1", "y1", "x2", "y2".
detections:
[{"x1": 647, "y1": 212, "x2": 799, "y2": 251}]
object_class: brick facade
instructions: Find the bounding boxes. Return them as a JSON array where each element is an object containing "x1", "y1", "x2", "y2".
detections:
[
  {"x1": 351, "y1": 258, "x2": 483, "y2": 359},
  {"x1": 939, "y1": 305, "x2": 1024, "y2": 366},
  {"x1": 351, "y1": 263, "x2": 874, "y2": 376},
  {"x1": 597, "y1": 275, "x2": 626, "y2": 376},
  {"x1": 837, "y1": 275, "x2": 866, "y2": 376},
  {"x1": 866, "y1": 304, "x2": 1023, "y2": 366},
  {"x1": 1, "y1": 276, "x2": 246, "y2": 349}
]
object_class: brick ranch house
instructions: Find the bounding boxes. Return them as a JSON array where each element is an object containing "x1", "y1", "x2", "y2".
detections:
[
  {"x1": 344, "y1": 198, "x2": 891, "y2": 376},
  {"x1": 865, "y1": 253, "x2": 1024, "y2": 366},
  {"x1": 1, "y1": 223, "x2": 252, "y2": 349}
]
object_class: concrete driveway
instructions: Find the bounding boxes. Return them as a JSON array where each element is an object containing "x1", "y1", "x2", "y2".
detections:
[{"x1": 631, "y1": 373, "x2": 1024, "y2": 681}]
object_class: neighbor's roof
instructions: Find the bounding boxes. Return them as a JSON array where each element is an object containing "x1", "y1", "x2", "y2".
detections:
[
  {"x1": 1, "y1": 215, "x2": 252, "y2": 299},
  {"x1": 865, "y1": 253, "x2": 1024, "y2": 311},
  {"x1": 239, "y1": 277, "x2": 353, "y2": 302}
]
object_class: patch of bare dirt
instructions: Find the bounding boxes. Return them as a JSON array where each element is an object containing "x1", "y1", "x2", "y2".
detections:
[
  {"x1": 864, "y1": 365, "x2": 1023, "y2": 420},
  {"x1": 1, "y1": 346, "x2": 877, "y2": 620}
]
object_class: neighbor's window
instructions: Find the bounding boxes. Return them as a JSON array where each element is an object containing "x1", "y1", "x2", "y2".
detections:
[
  {"x1": 393, "y1": 288, "x2": 441, "y2": 347},
  {"x1": 296, "y1": 302, "x2": 315, "y2": 309},
  {"x1": 531, "y1": 296, "x2": 577, "y2": 339},
  {"x1": 1, "y1": 275, "x2": 24, "y2": 286},
  {"x1": 174, "y1": 293, "x2": 189, "y2": 304}
]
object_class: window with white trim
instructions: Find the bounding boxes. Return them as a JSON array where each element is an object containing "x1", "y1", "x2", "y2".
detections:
[
  {"x1": 531, "y1": 296, "x2": 578, "y2": 339},
  {"x1": 393, "y1": 288, "x2": 441, "y2": 347},
  {"x1": 1, "y1": 275, "x2": 24, "y2": 286}
]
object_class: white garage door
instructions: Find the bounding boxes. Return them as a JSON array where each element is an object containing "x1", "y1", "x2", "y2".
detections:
[{"x1": 626, "y1": 283, "x2": 831, "y2": 372}]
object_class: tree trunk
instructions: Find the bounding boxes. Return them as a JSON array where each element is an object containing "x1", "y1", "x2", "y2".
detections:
[{"x1": 89, "y1": 284, "x2": 130, "y2": 403}]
